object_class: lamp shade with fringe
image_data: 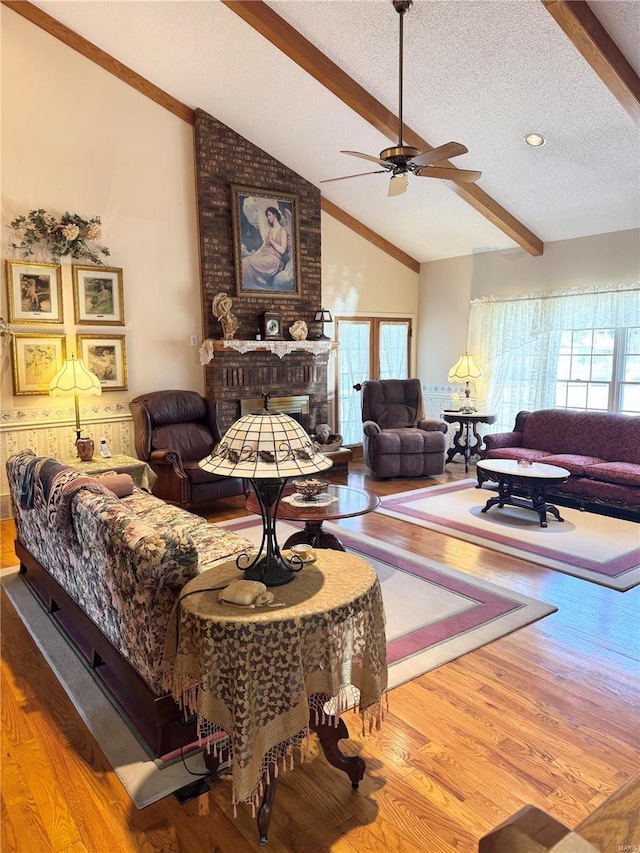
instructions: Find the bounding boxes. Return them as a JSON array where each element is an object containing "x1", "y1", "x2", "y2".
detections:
[
  {"x1": 447, "y1": 352, "x2": 483, "y2": 412},
  {"x1": 49, "y1": 355, "x2": 102, "y2": 445}
]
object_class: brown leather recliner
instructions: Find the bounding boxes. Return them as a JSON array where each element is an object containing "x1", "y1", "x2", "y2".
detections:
[
  {"x1": 129, "y1": 390, "x2": 245, "y2": 508},
  {"x1": 361, "y1": 379, "x2": 448, "y2": 479}
]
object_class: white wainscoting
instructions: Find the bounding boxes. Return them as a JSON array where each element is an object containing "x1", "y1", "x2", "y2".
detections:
[
  {"x1": 423, "y1": 385, "x2": 458, "y2": 449},
  {"x1": 422, "y1": 384, "x2": 493, "y2": 454},
  {"x1": 1, "y1": 402, "x2": 135, "y2": 519}
]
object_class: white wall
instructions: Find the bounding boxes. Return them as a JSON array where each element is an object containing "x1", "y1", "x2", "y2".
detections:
[
  {"x1": 417, "y1": 228, "x2": 640, "y2": 386},
  {"x1": 1, "y1": 7, "x2": 204, "y2": 424},
  {"x1": 321, "y1": 210, "x2": 419, "y2": 364},
  {"x1": 321, "y1": 211, "x2": 420, "y2": 425}
]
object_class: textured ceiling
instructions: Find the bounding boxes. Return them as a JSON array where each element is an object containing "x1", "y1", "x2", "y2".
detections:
[{"x1": 30, "y1": 0, "x2": 640, "y2": 263}]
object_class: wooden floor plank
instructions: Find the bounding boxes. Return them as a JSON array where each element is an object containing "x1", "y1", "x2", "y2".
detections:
[{"x1": 1, "y1": 459, "x2": 639, "y2": 852}]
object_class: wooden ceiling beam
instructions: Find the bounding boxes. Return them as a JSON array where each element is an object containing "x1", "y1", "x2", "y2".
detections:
[
  {"x1": 2, "y1": 0, "x2": 195, "y2": 124},
  {"x1": 321, "y1": 199, "x2": 420, "y2": 273},
  {"x1": 223, "y1": 0, "x2": 543, "y2": 257},
  {"x1": 542, "y1": 0, "x2": 640, "y2": 127}
]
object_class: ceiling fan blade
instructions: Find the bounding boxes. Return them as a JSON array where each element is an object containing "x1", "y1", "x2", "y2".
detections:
[
  {"x1": 415, "y1": 166, "x2": 482, "y2": 183},
  {"x1": 388, "y1": 173, "x2": 408, "y2": 197},
  {"x1": 340, "y1": 150, "x2": 391, "y2": 167},
  {"x1": 410, "y1": 142, "x2": 469, "y2": 168},
  {"x1": 320, "y1": 170, "x2": 389, "y2": 184}
]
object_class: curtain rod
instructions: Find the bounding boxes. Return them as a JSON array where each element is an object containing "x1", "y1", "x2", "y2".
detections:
[{"x1": 471, "y1": 281, "x2": 639, "y2": 305}]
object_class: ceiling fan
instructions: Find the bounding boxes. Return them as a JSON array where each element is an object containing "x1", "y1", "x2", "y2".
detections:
[{"x1": 321, "y1": 0, "x2": 481, "y2": 197}]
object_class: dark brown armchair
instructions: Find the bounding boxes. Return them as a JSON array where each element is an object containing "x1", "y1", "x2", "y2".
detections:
[
  {"x1": 361, "y1": 379, "x2": 448, "y2": 479},
  {"x1": 129, "y1": 390, "x2": 245, "y2": 508}
]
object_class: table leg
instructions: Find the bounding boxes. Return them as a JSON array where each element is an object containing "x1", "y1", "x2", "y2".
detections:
[
  {"x1": 446, "y1": 422, "x2": 465, "y2": 465},
  {"x1": 530, "y1": 484, "x2": 564, "y2": 527},
  {"x1": 310, "y1": 705, "x2": 365, "y2": 788},
  {"x1": 283, "y1": 522, "x2": 346, "y2": 552},
  {"x1": 257, "y1": 763, "x2": 277, "y2": 846},
  {"x1": 481, "y1": 477, "x2": 565, "y2": 528},
  {"x1": 471, "y1": 421, "x2": 485, "y2": 457}
]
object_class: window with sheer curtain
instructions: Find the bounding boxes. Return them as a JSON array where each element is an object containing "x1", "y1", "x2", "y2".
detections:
[
  {"x1": 467, "y1": 283, "x2": 640, "y2": 432},
  {"x1": 335, "y1": 318, "x2": 411, "y2": 445}
]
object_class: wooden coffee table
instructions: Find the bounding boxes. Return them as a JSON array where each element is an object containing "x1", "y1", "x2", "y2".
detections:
[
  {"x1": 476, "y1": 458, "x2": 570, "y2": 527},
  {"x1": 245, "y1": 484, "x2": 380, "y2": 551}
]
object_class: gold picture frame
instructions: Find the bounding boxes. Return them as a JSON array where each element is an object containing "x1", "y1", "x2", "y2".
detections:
[
  {"x1": 5, "y1": 260, "x2": 63, "y2": 324},
  {"x1": 231, "y1": 185, "x2": 301, "y2": 298},
  {"x1": 11, "y1": 333, "x2": 66, "y2": 395},
  {"x1": 77, "y1": 334, "x2": 128, "y2": 391},
  {"x1": 73, "y1": 265, "x2": 125, "y2": 325}
]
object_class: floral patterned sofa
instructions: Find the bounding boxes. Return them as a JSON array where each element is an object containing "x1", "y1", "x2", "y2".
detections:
[
  {"x1": 6, "y1": 449, "x2": 251, "y2": 756},
  {"x1": 481, "y1": 409, "x2": 640, "y2": 514}
]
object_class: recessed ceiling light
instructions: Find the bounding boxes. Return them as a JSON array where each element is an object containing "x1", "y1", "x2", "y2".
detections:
[{"x1": 525, "y1": 133, "x2": 546, "y2": 147}]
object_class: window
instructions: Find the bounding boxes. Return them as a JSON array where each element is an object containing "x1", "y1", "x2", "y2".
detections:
[
  {"x1": 335, "y1": 317, "x2": 411, "y2": 445},
  {"x1": 556, "y1": 327, "x2": 640, "y2": 414},
  {"x1": 468, "y1": 284, "x2": 640, "y2": 432}
]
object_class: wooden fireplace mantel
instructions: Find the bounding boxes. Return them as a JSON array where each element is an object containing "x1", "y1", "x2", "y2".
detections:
[{"x1": 200, "y1": 338, "x2": 337, "y2": 364}]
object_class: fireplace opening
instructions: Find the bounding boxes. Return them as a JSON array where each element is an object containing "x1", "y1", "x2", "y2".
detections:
[{"x1": 240, "y1": 395, "x2": 310, "y2": 431}]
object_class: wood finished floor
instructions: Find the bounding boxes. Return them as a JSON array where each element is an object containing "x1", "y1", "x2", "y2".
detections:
[{"x1": 1, "y1": 461, "x2": 639, "y2": 853}]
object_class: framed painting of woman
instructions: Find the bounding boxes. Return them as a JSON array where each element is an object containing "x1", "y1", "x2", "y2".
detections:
[
  {"x1": 231, "y1": 186, "x2": 300, "y2": 298},
  {"x1": 73, "y1": 265, "x2": 125, "y2": 325}
]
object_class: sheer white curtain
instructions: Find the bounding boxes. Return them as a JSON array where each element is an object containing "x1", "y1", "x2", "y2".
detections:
[
  {"x1": 468, "y1": 283, "x2": 640, "y2": 432},
  {"x1": 379, "y1": 321, "x2": 409, "y2": 379}
]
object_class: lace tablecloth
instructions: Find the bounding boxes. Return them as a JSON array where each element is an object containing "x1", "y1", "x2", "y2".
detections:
[
  {"x1": 62, "y1": 453, "x2": 157, "y2": 491},
  {"x1": 282, "y1": 492, "x2": 338, "y2": 507},
  {"x1": 162, "y1": 550, "x2": 387, "y2": 809}
]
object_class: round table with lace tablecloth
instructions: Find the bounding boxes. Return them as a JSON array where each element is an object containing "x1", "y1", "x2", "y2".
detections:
[{"x1": 162, "y1": 549, "x2": 387, "y2": 844}]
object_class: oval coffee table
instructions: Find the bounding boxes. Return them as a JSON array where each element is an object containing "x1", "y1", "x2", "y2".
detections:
[
  {"x1": 476, "y1": 458, "x2": 571, "y2": 527},
  {"x1": 245, "y1": 484, "x2": 380, "y2": 551}
]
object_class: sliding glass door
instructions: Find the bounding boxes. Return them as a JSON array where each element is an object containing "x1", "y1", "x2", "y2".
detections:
[{"x1": 335, "y1": 318, "x2": 411, "y2": 445}]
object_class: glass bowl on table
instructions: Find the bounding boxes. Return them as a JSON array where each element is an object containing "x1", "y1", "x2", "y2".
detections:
[{"x1": 292, "y1": 478, "x2": 330, "y2": 501}]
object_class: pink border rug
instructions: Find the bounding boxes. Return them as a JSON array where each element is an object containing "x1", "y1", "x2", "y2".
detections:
[
  {"x1": 379, "y1": 479, "x2": 640, "y2": 591},
  {"x1": 221, "y1": 518, "x2": 556, "y2": 689}
]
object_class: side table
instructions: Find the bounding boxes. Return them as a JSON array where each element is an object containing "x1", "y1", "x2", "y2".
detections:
[
  {"x1": 245, "y1": 483, "x2": 380, "y2": 551},
  {"x1": 162, "y1": 549, "x2": 387, "y2": 844},
  {"x1": 62, "y1": 453, "x2": 157, "y2": 491},
  {"x1": 442, "y1": 411, "x2": 496, "y2": 473}
]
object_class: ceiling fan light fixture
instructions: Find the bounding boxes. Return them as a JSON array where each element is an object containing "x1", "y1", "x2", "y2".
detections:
[
  {"x1": 525, "y1": 133, "x2": 546, "y2": 147},
  {"x1": 320, "y1": 0, "x2": 480, "y2": 192},
  {"x1": 388, "y1": 172, "x2": 408, "y2": 196}
]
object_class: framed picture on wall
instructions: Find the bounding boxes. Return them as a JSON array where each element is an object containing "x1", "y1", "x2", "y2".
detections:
[
  {"x1": 77, "y1": 334, "x2": 128, "y2": 390},
  {"x1": 73, "y1": 265, "x2": 125, "y2": 325},
  {"x1": 231, "y1": 185, "x2": 300, "y2": 298},
  {"x1": 11, "y1": 333, "x2": 66, "y2": 395},
  {"x1": 6, "y1": 260, "x2": 63, "y2": 324}
]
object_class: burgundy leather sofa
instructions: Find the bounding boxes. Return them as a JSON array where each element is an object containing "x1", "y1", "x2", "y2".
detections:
[{"x1": 482, "y1": 409, "x2": 640, "y2": 513}]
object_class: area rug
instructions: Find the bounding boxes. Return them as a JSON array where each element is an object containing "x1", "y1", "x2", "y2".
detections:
[
  {"x1": 0, "y1": 566, "x2": 211, "y2": 809},
  {"x1": 220, "y1": 518, "x2": 556, "y2": 688},
  {"x1": 378, "y1": 479, "x2": 640, "y2": 591},
  {"x1": 1, "y1": 525, "x2": 554, "y2": 807}
]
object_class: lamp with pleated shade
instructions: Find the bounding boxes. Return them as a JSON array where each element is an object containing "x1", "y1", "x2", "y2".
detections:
[
  {"x1": 49, "y1": 355, "x2": 102, "y2": 460},
  {"x1": 447, "y1": 352, "x2": 483, "y2": 412}
]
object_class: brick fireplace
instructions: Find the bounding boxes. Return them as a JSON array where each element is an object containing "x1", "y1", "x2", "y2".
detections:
[
  {"x1": 206, "y1": 348, "x2": 330, "y2": 433},
  {"x1": 194, "y1": 108, "x2": 327, "y2": 434}
]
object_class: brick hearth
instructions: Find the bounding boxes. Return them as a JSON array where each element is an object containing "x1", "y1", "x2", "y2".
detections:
[{"x1": 206, "y1": 348, "x2": 330, "y2": 433}]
